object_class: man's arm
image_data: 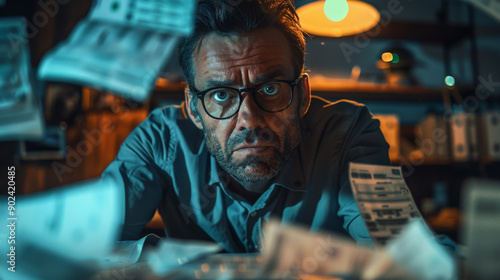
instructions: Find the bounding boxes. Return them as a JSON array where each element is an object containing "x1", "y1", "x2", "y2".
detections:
[
  {"x1": 337, "y1": 105, "x2": 391, "y2": 244},
  {"x1": 101, "y1": 109, "x2": 169, "y2": 240}
]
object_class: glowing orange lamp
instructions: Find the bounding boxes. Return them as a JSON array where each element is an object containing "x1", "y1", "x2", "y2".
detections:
[{"x1": 297, "y1": 0, "x2": 380, "y2": 37}]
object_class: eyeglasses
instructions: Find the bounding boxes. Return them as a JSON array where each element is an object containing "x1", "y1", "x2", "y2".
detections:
[{"x1": 192, "y1": 75, "x2": 305, "y2": 120}]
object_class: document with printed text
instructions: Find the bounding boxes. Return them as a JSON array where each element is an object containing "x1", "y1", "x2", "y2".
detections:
[{"x1": 349, "y1": 162, "x2": 426, "y2": 245}]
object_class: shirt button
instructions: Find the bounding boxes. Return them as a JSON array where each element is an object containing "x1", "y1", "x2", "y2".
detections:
[{"x1": 250, "y1": 212, "x2": 257, "y2": 217}]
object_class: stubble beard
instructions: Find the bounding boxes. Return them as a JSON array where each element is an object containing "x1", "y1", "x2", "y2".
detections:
[{"x1": 202, "y1": 120, "x2": 301, "y2": 184}]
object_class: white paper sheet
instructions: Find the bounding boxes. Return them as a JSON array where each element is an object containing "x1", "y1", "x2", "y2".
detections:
[
  {"x1": 90, "y1": 0, "x2": 196, "y2": 35},
  {"x1": 383, "y1": 220, "x2": 456, "y2": 280},
  {"x1": 0, "y1": 18, "x2": 45, "y2": 141},
  {"x1": 0, "y1": 178, "x2": 124, "y2": 279},
  {"x1": 38, "y1": 0, "x2": 196, "y2": 101},
  {"x1": 349, "y1": 162, "x2": 426, "y2": 245}
]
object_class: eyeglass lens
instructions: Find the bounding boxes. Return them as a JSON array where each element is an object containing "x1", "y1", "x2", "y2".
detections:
[{"x1": 202, "y1": 81, "x2": 293, "y2": 119}]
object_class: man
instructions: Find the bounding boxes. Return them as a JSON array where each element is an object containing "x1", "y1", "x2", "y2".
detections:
[{"x1": 101, "y1": 0, "x2": 390, "y2": 253}]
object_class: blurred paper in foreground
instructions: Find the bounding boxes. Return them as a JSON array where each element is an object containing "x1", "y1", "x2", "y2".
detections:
[
  {"x1": 0, "y1": 18, "x2": 45, "y2": 141},
  {"x1": 0, "y1": 178, "x2": 124, "y2": 280},
  {"x1": 146, "y1": 239, "x2": 221, "y2": 276},
  {"x1": 260, "y1": 220, "x2": 414, "y2": 280},
  {"x1": 383, "y1": 220, "x2": 456, "y2": 280},
  {"x1": 38, "y1": 0, "x2": 196, "y2": 102},
  {"x1": 462, "y1": 179, "x2": 500, "y2": 279},
  {"x1": 261, "y1": 220, "x2": 456, "y2": 280}
]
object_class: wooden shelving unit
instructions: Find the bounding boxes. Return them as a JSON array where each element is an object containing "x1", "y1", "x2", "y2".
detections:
[
  {"x1": 338, "y1": 20, "x2": 473, "y2": 44},
  {"x1": 310, "y1": 83, "x2": 448, "y2": 102}
]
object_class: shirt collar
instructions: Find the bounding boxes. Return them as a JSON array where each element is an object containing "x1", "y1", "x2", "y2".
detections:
[
  {"x1": 271, "y1": 147, "x2": 307, "y2": 192},
  {"x1": 208, "y1": 155, "x2": 229, "y2": 187}
]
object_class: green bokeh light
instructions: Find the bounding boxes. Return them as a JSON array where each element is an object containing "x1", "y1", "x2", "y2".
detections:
[
  {"x1": 324, "y1": 0, "x2": 349, "y2": 22},
  {"x1": 445, "y1": 76, "x2": 455, "y2": 87},
  {"x1": 391, "y1": 53, "x2": 400, "y2": 63}
]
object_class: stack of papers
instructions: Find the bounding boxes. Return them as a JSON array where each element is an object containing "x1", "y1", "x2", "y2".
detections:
[
  {"x1": 38, "y1": 0, "x2": 197, "y2": 101},
  {"x1": 0, "y1": 18, "x2": 45, "y2": 141},
  {"x1": 260, "y1": 219, "x2": 456, "y2": 280}
]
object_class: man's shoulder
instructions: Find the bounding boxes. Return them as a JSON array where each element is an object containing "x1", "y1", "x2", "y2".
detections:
[
  {"x1": 118, "y1": 102, "x2": 203, "y2": 163},
  {"x1": 305, "y1": 96, "x2": 371, "y2": 125},
  {"x1": 147, "y1": 103, "x2": 187, "y2": 124},
  {"x1": 309, "y1": 96, "x2": 366, "y2": 112},
  {"x1": 137, "y1": 103, "x2": 196, "y2": 133},
  {"x1": 124, "y1": 102, "x2": 200, "y2": 146}
]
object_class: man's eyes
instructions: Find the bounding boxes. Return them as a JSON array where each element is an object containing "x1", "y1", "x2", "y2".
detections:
[
  {"x1": 210, "y1": 90, "x2": 233, "y2": 102},
  {"x1": 258, "y1": 82, "x2": 281, "y2": 96},
  {"x1": 205, "y1": 81, "x2": 283, "y2": 102}
]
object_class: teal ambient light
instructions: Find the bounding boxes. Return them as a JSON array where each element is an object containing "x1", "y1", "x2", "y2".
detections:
[
  {"x1": 391, "y1": 53, "x2": 400, "y2": 64},
  {"x1": 445, "y1": 76, "x2": 456, "y2": 87},
  {"x1": 324, "y1": 0, "x2": 349, "y2": 22}
]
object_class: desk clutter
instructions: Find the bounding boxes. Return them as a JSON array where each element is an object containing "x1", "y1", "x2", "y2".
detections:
[{"x1": 3, "y1": 167, "x2": 499, "y2": 279}]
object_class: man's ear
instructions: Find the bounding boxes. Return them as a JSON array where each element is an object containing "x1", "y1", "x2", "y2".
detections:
[
  {"x1": 184, "y1": 86, "x2": 204, "y2": 130},
  {"x1": 298, "y1": 73, "x2": 311, "y2": 118}
]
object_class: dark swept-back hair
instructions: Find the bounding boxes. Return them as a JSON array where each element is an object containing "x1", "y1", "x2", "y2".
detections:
[{"x1": 179, "y1": 0, "x2": 305, "y2": 93}]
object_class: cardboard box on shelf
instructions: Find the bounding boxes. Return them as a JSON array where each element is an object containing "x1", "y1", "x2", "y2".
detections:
[{"x1": 414, "y1": 113, "x2": 449, "y2": 160}]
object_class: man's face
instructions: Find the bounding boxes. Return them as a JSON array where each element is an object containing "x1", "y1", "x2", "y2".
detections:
[{"x1": 188, "y1": 27, "x2": 309, "y2": 185}]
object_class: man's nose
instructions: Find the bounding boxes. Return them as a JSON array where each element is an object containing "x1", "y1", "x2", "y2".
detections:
[{"x1": 235, "y1": 93, "x2": 266, "y2": 131}]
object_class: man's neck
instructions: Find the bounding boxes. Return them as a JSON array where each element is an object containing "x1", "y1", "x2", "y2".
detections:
[{"x1": 226, "y1": 175, "x2": 270, "y2": 205}]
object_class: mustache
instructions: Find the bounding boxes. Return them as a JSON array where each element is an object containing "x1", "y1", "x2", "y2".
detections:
[{"x1": 226, "y1": 128, "x2": 279, "y2": 151}]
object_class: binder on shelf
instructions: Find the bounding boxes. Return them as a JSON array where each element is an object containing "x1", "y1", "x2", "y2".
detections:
[
  {"x1": 478, "y1": 111, "x2": 500, "y2": 161},
  {"x1": 467, "y1": 113, "x2": 479, "y2": 161},
  {"x1": 449, "y1": 113, "x2": 469, "y2": 161}
]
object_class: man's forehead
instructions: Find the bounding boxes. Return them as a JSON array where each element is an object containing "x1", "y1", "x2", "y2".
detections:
[
  {"x1": 194, "y1": 27, "x2": 291, "y2": 62},
  {"x1": 198, "y1": 32, "x2": 251, "y2": 55},
  {"x1": 192, "y1": 27, "x2": 295, "y2": 86}
]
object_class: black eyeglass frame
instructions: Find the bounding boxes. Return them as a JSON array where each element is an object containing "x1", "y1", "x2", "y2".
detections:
[{"x1": 191, "y1": 74, "x2": 306, "y2": 120}]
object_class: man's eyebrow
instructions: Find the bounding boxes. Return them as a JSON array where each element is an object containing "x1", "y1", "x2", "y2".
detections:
[
  {"x1": 201, "y1": 70, "x2": 288, "y2": 90},
  {"x1": 256, "y1": 70, "x2": 287, "y2": 82}
]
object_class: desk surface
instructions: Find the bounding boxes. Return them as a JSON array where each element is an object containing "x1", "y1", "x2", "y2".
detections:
[{"x1": 95, "y1": 253, "x2": 345, "y2": 280}]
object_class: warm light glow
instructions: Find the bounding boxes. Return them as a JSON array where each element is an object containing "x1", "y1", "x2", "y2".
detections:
[
  {"x1": 324, "y1": 0, "x2": 349, "y2": 22},
  {"x1": 297, "y1": 0, "x2": 380, "y2": 37},
  {"x1": 381, "y1": 52, "x2": 393, "y2": 63},
  {"x1": 201, "y1": 263, "x2": 210, "y2": 272},
  {"x1": 445, "y1": 76, "x2": 456, "y2": 87}
]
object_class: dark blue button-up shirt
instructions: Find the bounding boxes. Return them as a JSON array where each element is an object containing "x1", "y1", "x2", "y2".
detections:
[{"x1": 101, "y1": 96, "x2": 391, "y2": 253}]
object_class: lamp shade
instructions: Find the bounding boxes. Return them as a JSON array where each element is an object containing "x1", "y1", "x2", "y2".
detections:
[{"x1": 297, "y1": 0, "x2": 380, "y2": 37}]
